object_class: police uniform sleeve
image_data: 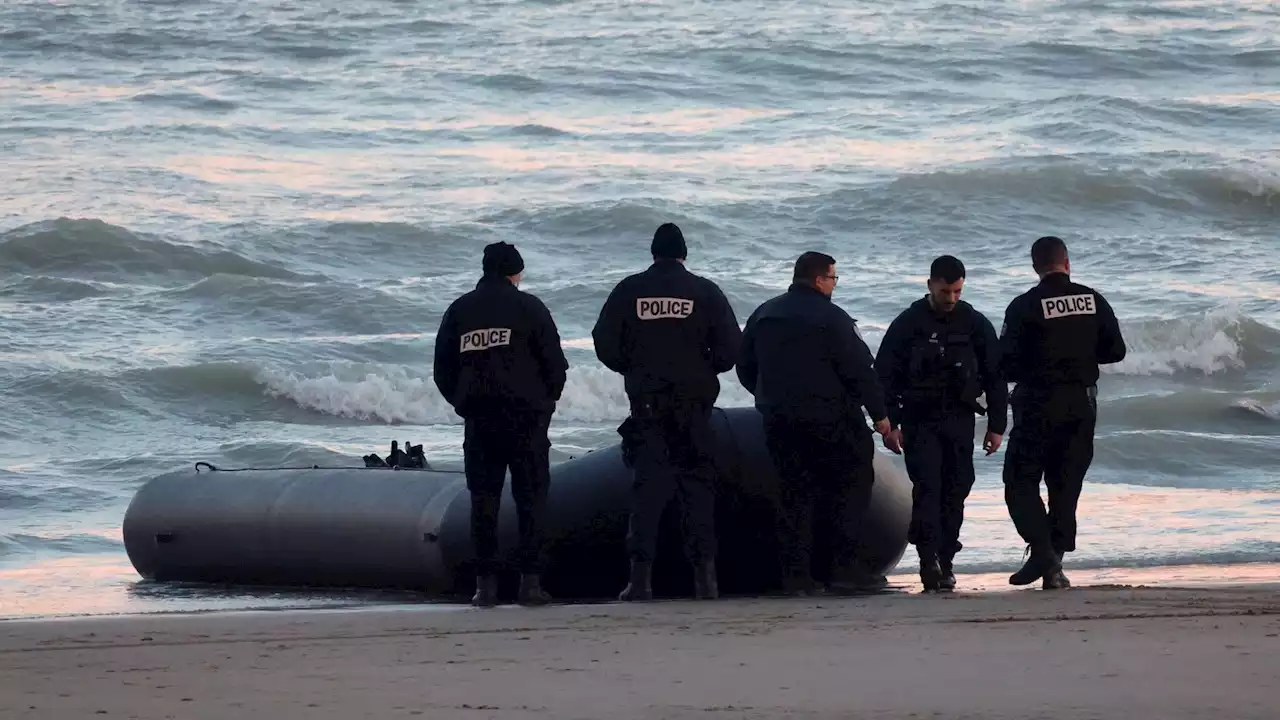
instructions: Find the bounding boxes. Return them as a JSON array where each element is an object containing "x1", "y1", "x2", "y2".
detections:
[
  {"x1": 833, "y1": 316, "x2": 889, "y2": 424},
  {"x1": 705, "y1": 283, "x2": 743, "y2": 375},
  {"x1": 973, "y1": 310, "x2": 1009, "y2": 435},
  {"x1": 432, "y1": 304, "x2": 461, "y2": 408},
  {"x1": 527, "y1": 295, "x2": 569, "y2": 403},
  {"x1": 735, "y1": 305, "x2": 761, "y2": 394},
  {"x1": 590, "y1": 282, "x2": 629, "y2": 374},
  {"x1": 997, "y1": 296, "x2": 1029, "y2": 385},
  {"x1": 1094, "y1": 291, "x2": 1127, "y2": 365},
  {"x1": 874, "y1": 312, "x2": 912, "y2": 430}
]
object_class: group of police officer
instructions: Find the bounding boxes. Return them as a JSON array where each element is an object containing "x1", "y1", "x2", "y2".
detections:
[{"x1": 433, "y1": 226, "x2": 1127, "y2": 607}]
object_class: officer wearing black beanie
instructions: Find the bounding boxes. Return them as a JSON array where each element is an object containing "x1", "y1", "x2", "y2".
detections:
[
  {"x1": 591, "y1": 222, "x2": 743, "y2": 601},
  {"x1": 434, "y1": 240, "x2": 569, "y2": 607}
]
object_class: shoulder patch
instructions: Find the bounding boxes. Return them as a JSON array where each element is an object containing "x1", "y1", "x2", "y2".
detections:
[
  {"x1": 460, "y1": 327, "x2": 512, "y2": 353},
  {"x1": 636, "y1": 297, "x2": 693, "y2": 320},
  {"x1": 1041, "y1": 293, "x2": 1096, "y2": 320}
]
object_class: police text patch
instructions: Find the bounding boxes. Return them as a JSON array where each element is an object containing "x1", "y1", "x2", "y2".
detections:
[
  {"x1": 460, "y1": 327, "x2": 512, "y2": 352},
  {"x1": 1041, "y1": 294, "x2": 1096, "y2": 319},
  {"x1": 636, "y1": 297, "x2": 693, "y2": 320}
]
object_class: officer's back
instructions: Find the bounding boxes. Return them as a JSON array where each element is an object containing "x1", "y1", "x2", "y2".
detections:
[
  {"x1": 738, "y1": 252, "x2": 887, "y2": 429},
  {"x1": 433, "y1": 245, "x2": 567, "y2": 419},
  {"x1": 592, "y1": 224, "x2": 741, "y2": 404},
  {"x1": 1002, "y1": 238, "x2": 1126, "y2": 391}
]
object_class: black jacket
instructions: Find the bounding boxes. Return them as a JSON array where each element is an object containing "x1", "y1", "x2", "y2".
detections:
[
  {"x1": 999, "y1": 272, "x2": 1127, "y2": 390},
  {"x1": 737, "y1": 283, "x2": 888, "y2": 429},
  {"x1": 875, "y1": 297, "x2": 1008, "y2": 434},
  {"x1": 433, "y1": 275, "x2": 569, "y2": 418},
  {"x1": 591, "y1": 259, "x2": 742, "y2": 403}
]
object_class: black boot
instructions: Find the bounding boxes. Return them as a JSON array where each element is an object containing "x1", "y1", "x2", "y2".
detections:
[
  {"x1": 939, "y1": 555, "x2": 957, "y2": 592},
  {"x1": 1043, "y1": 551, "x2": 1070, "y2": 589},
  {"x1": 618, "y1": 560, "x2": 653, "y2": 601},
  {"x1": 471, "y1": 574, "x2": 498, "y2": 607},
  {"x1": 780, "y1": 573, "x2": 816, "y2": 597},
  {"x1": 517, "y1": 573, "x2": 552, "y2": 606},
  {"x1": 694, "y1": 560, "x2": 719, "y2": 600},
  {"x1": 1009, "y1": 544, "x2": 1061, "y2": 586},
  {"x1": 919, "y1": 553, "x2": 943, "y2": 593},
  {"x1": 827, "y1": 566, "x2": 890, "y2": 595}
]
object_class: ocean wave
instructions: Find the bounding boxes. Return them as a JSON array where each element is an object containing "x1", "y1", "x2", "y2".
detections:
[
  {"x1": 159, "y1": 274, "x2": 423, "y2": 336},
  {"x1": 0, "y1": 532, "x2": 122, "y2": 556},
  {"x1": 254, "y1": 361, "x2": 761, "y2": 425},
  {"x1": 3, "y1": 307, "x2": 1273, "y2": 428},
  {"x1": 1105, "y1": 306, "x2": 1279, "y2": 377},
  {"x1": 868, "y1": 158, "x2": 1280, "y2": 218},
  {"x1": 0, "y1": 275, "x2": 107, "y2": 302},
  {"x1": 1104, "y1": 388, "x2": 1280, "y2": 432},
  {"x1": 0, "y1": 218, "x2": 302, "y2": 282}
]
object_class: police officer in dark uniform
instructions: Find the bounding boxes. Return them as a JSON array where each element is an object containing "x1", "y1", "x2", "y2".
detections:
[
  {"x1": 591, "y1": 223, "x2": 743, "y2": 601},
  {"x1": 433, "y1": 241, "x2": 569, "y2": 607},
  {"x1": 875, "y1": 255, "x2": 1008, "y2": 592},
  {"x1": 738, "y1": 251, "x2": 900, "y2": 596},
  {"x1": 999, "y1": 236, "x2": 1126, "y2": 589}
]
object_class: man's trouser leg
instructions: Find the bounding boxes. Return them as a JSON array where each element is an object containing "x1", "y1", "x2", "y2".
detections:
[
  {"x1": 1045, "y1": 387, "x2": 1097, "y2": 558},
  {"x1": 668, "y1": 400, "x2": 717, "y2": 568},
  {"x1": 625, "y1": 395, "x2": 677, "y2": 565},
  {"x1": 764, "y1": 416, "x2": 819, "y2": 590},
  {"x1": 508, "y1": 412, "x2": 553, "y2": 575},
  {"x1": 819, "y1": 428, "x2": 877, "y2": 588},
  {"x1": 463, "y1": 414, "x2": 513, "y2": 605},
  {"x1": 939, "y1": 412, "x2": 978, "y2": 564},
  {"x1": 1003, "y1": 393, "x2": 1052, "y2": 549},
  {"x1": 902, "y1": 420, "x2": 945, "y2": 560},
  {"x1": 1004, "y1": 389, "x2": 1067, "y2": 586}
]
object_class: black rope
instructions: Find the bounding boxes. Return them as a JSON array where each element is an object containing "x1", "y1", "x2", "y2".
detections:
[{"x1": 193, "y1": 462, "x2": 429, "y2": 473}]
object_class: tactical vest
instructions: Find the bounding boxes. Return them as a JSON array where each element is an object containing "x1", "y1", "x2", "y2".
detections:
[{"x1": 902, "y1": 308, "x2": 984, "y2": 416}]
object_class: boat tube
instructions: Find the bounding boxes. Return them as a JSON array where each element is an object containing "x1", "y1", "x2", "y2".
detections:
[{"x1": 122, "y1": 406, "x2": 911, "y2": 600}]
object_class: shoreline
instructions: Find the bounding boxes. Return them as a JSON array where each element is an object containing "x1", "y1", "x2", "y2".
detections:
[
  {"x1": 3, "y1": 559, "x2": 1278, "y2": 623},
  {"x1": 3, "y1": 583, "x2": 1278, "y2": 719}
]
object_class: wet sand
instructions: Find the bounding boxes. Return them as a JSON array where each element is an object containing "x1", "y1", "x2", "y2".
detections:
[{"x1": 3, "y1": 584, "x2": 1279, "y2": 719}]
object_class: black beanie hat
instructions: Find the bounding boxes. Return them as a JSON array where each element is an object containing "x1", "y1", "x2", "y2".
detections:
[
  {"x1": 651, "y1": 223, "x2": 687, "y2": 260},
  {"x1": 482, "y1": 241, "x2": 524, "y2": 276}
]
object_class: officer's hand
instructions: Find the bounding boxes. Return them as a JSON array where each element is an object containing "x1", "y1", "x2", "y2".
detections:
[
  {"x1": 983, "y1": 431, "x2": 1003, "y2": 455},
  {"x1": 882, "y1": 428, "x2": 903, "y2": 455}
]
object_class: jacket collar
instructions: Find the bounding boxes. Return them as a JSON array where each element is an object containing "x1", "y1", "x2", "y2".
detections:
[
  {"x1": 650, "y1": 258, "x2": 687, "y2": 273},
  {"x1": 786, "y1": 282, "x2": 830, "y2": 301},
  {"x1": 476, "y1": 274, "x2": 515, "y2": 289}
]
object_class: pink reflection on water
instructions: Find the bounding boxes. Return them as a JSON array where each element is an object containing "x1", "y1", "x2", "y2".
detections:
[
  {"x1": 1165, "y1": 280, "x2": 1280, "y2": 303},
  {"x1": 439, "y1": 135, "x2": 992, "y2": 174}
]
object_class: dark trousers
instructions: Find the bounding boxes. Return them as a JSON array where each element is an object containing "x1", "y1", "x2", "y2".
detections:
[
  {"x1": 463, "y1": 410, "x2": 552, "y2": 576},
  {"x1": 762, "y1": 415, "x2": 876, "y2": 584},
  {"x1": 622, "y1": 394, "x2": 717, "y2": 565},
  {"x1": 902, "y1": 412, "x2": 977, "y2": 562},
  {"x1": 1003, "y1": 386, "x2": 1097, "y2": 556}
]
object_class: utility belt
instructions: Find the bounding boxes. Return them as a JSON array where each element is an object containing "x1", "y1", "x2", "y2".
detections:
[
  {"x1": 1013, "y1": 383, "x2": 1097, "y2": 400},
  {"x1": 901, "y1": 393, "x2": 985, "y2": 419}
]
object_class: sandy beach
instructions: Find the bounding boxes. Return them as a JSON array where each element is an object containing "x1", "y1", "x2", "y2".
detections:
[{"x1": 3, "y1": 583, "x2": 1278, "y2": 719}]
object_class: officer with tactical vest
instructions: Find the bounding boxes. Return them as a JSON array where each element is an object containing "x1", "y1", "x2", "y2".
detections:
[
  {"x1": 591, "y1": 223, "x2": 743, "y2": 601},
  {"x1": 433, "y1": 241, "x2": 569, "y2": 607},
  {"x1": 875, "y1": 255, "x2": 1008, "y2": 592},
  {"x1": 1000, "y1": 236, "x2": 1127, "y2": 589}
]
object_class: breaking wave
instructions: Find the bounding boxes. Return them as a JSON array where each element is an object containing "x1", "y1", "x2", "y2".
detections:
[{"x1": 0, "y1": 218, "x2": 301, "y2": 282}]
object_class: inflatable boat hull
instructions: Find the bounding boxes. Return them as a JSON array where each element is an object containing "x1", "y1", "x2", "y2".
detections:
[{"x1": 122, "y1": 406, "x2": 911, "y2": 599}]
